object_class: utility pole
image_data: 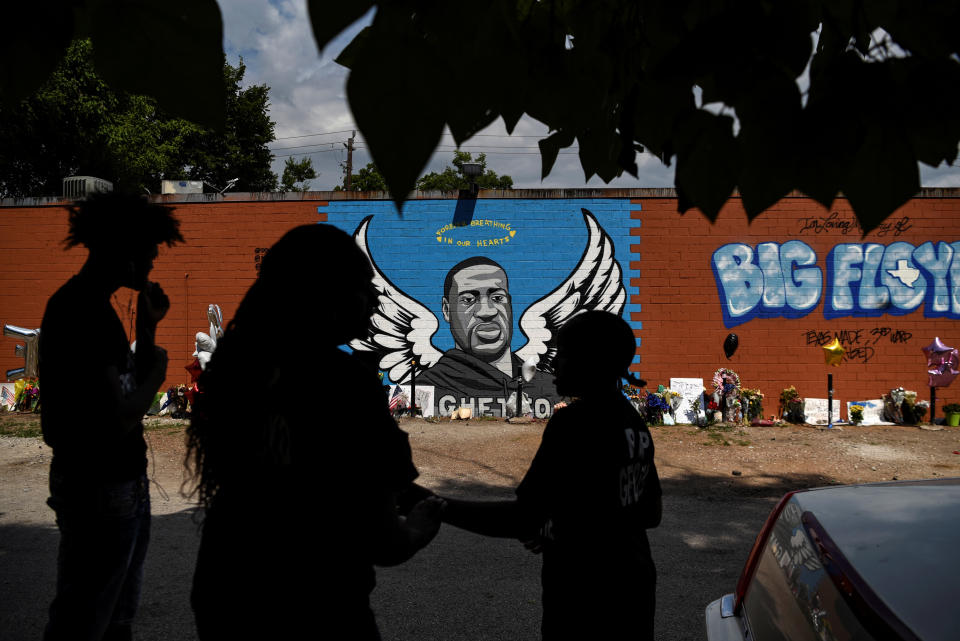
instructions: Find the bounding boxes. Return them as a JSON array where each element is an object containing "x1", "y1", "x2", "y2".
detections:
[{"x1": 344, "y1": 130, "x2": 355, "y2": 191}]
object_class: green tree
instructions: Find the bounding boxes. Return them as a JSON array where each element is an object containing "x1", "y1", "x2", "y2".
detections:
[
  {"x1": 334, "y1": 162, "x2": 388, "y2": 191},
  {"x1": 180, "y1": 57, "x2": 278, "y2": 193},
  {"x1": 280, "y1": 157, "x2": 317, "y2": 192},
  {"x1": 416, "y1": 152, "x2": 513, "y2": 191},
  {"x1": 0, "y1": 39, "x2": 276, "y2": 197}
]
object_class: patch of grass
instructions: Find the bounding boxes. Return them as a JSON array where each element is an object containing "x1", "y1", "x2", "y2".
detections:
[
  {"x1": 0, "y1": 414, "x2": 42, "y2": 437},
  {"x1": 143, "y1": 419, "x2": 188, "y2": 432},
  {"x1": 703, "y1": 423, "x2": 736, "y2": 433},
  {"x1": 705, "y1": 432, "x2": 732, "y2": 446}
]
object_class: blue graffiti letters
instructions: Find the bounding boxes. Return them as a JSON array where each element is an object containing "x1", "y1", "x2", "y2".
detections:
[
  {"x1": 715, "y1": 240, "x2": 960, "y2": 326},
  {"x1": 825, "y1": 241, "x2": 960, "y2": 319},
  {"x1": 713, "y1": 241, "x2": 821, "y2": 327}
]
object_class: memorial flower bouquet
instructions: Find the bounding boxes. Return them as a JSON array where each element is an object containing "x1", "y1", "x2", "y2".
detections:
[
  {"x1": 882, "y1": 388, "x2": 928, "y2": 424},
  {"x1": 849, "y1": 404, "x2": 865, "y2": 425},
  {"x1": 659, "y1": 387, "x2": 683, "y2": 414},
  {"x1": 740, "y1": 387, "x2": 764, "y2": 422},
  {"x1": 779, "y1": 386, "x2": 805, "y2": 423},
  {"x1": 645, "y1": 392, "x2": 670, "y2": 425},
  {"x1": 712, "y1": 368, "x2": 741, "y2": 395}
]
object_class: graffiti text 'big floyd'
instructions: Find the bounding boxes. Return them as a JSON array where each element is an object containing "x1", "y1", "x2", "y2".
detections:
[{"x1": 713, "y1": 241, "x2": 960, "y2": 327}]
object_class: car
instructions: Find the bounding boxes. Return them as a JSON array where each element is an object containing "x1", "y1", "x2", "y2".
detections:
[{"x1": 705, "y1": 478, "x2": 960, "y2": 641}]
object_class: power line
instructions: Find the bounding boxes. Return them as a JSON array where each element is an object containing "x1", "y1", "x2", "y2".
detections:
[
  {"x1": 269, "y1": 142, "x2": 340, "y2": 151},
  {"x1": 273, "y1": 128, "x2": 561, "y2": 143},
  {"x1": 273, "y1": 148, "x2": 347, "y2": 158},
  {"x1": 274, "y1": 129, "x2": 356, "y2": 140}
]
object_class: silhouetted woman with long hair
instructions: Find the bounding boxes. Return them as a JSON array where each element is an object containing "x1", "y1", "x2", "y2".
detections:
[{"x1": 186, "y1": 224, "x2": 440, "y2": 640}]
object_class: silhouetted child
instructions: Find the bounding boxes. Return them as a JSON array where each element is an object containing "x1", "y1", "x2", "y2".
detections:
[
  {"x1": 440, "y1": 310, "x2": 662, "y2": 640},
  {"x1": 40, "y1": 192, "x2": 182, "y2": 641},
  {"x1": 186, "y1": 224, "x2": 441, "y2": 640}
]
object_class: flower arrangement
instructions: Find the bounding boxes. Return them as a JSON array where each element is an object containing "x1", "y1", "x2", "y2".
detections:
[
  {"x1": 740, "y1": 388, "x2": 765, "y2": 422},
  {"x1": 943, "y1": 403, "x2": 960, "y2": 415},
  {"x1": 882, "y1": 388, "x2": 928, "y2": 424},
  {"x1": 779, "y1": 386, "x2": 805, "y2": 423},
  {"x1": 622, "y1": 384, "x2": 644, "y2": 402},
  {"x1": 645, "y1": 392, "x2": 670, "y2": 425},
  {"x1": 712, "y1": 368, "x2": 741, "y2": 395},
  {"x1": 13, "y1": 378, "x2": 40, "y2": 412},
  {"x1": 660, "y1": 388, "x2": 683, "y2": 412},
  {"x1": 849, "y1": 404, "x2": 864, "y2": 424}
]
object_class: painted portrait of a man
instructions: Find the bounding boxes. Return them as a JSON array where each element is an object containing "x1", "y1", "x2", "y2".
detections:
[
  {"x1": 416, "y1": 256, "x2": 556, "y2": 417},
  {"x1": 349, "y1": 208, "x2": 629, "y2": 418}
]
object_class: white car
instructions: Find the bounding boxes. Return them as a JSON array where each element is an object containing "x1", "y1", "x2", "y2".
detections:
[{"x1": 705, "y1": 478, "x2": 960, "y2": 641}]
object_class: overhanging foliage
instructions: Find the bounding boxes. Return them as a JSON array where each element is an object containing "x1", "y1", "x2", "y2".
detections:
[{"x1": 4, "y1": 1, "x2": 959, "y2": 232}]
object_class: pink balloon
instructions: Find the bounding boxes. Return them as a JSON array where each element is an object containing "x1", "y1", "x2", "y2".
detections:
[
  {"x1": 922, "y1": 337, "x2": 953, "y2": 366},
  {"x1": 927, "y1": 347, "x2": 960, "y2": 388}
]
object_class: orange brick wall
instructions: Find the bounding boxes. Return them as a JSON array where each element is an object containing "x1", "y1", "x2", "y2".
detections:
[
  {"x1": 0, "y1": 200, "x2": 324, "y2": 391},
  {"x1": 2, "y1": 192, "x2": 959, "y2": 418},
  {"x1": 632, "y1": 195, "x2": 960, "y2": 416}
]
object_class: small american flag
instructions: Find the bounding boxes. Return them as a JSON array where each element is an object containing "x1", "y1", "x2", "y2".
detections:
[
  {"x1": 388, "y1": 385, "x2": 404, "y2": 411},
  {"x1": 0, "y1": 385, "x2": 13, "y2": 407}
]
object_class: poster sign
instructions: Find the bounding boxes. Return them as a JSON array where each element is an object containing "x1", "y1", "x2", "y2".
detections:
[
  {"x1": 804, "y1": 398, "x2": 841, "y2": 425},
  {"x1": 847, "y1": 399, "x2": 891, "y2": 425},
  {"x1": 396, "y1": 385, "x2": 435, "y2": 418},
  {"x1": 670, "y1": 378, "x2": 705, "y2": 424}
]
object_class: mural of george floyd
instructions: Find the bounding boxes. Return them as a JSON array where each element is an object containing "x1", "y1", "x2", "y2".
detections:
[{"x1": 1, "y1": 189, "x2": 958, "y2": 421}]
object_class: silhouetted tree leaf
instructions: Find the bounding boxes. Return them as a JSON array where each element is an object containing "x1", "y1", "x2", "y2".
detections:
[
  {"x1": 539, "y1": 131, "x2": 575, "y2": 180},
  {"x1": 0, "y1": 1, "x2": 74, "y2": 106},
  {"x1": 307, "y1": 0, "x2": 375, "y2": 54},
  {"x1": 842, "y1": 124, "x2": 920, "y2": 235},
  {"x1": 87, "y1": 0, "x2": 225, "y2": 130},
  {"x1": 674, "y1": 111, "x2": 738, "y2": 222},
  {"x1": 344, "y1": 6, "x2": 446, "y2": 212}
]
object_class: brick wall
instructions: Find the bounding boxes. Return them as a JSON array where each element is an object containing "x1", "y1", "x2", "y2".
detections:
[
  {"x1": 2, "y1": 190, "x2": 959, "y2": 419},
  {"x1": 633, "y1": 194, "x2": 960, "y2": 417},
  {"x1": 0, "y1": 199, "x2": 323, "y2": 391}
]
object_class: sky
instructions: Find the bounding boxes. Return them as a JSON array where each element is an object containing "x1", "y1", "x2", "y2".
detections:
[{"x1": 219, "y1": 0, "x2": 960, "y2": 192}]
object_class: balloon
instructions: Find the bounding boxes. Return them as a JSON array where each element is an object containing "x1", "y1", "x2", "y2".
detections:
[
  {"x1": 723, "y1": 333, "x2": 739, "y2": 359},
  {"x1": 823, "y1": 337, "x2": 845, "y2": 366},
  {"x1": 521, "y1": 356, "x2": 538, "y2": 383},
  {"x1": 923, "y1": 337, "x2": 959, "y2": 388},
  {"x1": 185, "y1": 358, "x2": 203, "y2": 383},
  {"x1": 207, "y1": 304, "x2": 224, "y2": 340},
  {"x1": 193, "y1": 304, "x2": 223, "y2": 370},
  {"x1": 922, "y1": 336, "x2": 951, "y2": 361},
  {"x1": 3, "y1": 324, "x2": 40, "y2": 379}
]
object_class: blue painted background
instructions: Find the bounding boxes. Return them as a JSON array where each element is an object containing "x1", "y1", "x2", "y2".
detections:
[{"x1": 324, "y1": 198, "x2": 640, "y2": 383}]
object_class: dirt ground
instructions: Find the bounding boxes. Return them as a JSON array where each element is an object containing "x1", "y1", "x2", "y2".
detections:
[
  {"x1": 3, "y1": 413, "x2": 960, "y2": 511},
  {"x1": 2, "y1": 412, "x2": 960, "y2": 641}
]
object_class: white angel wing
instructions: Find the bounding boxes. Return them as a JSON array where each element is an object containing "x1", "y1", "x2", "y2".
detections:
[
  {"x1": 515, "y1": 208, "x2": 627, "y2": 372},
  {"x1": 349, "y1": 216, "x2": 442, "y2": 383}
]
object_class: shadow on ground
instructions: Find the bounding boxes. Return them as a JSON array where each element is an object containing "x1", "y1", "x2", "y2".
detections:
[{"x1": 1, "y1": 470, "x2": 828, "y2": 641}]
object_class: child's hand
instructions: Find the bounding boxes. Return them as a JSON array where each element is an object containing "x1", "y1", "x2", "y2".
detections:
[
  {"x1": 405, "y1": 496, "x2": 445, "y2": 548},
  {"x1": 522, "y1": 535, "x2": 544, "y2": 555}
]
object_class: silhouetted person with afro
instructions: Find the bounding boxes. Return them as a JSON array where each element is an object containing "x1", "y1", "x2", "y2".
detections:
[
  {"x1": 40, "y1": 192, "x2": 183, "y2": 641},
  {"x1": 439, "y1": 310, "x2": 662, "y2": 640},
  {"x1": 186, "y1": 224, "x2": 441, "y2": 640}
]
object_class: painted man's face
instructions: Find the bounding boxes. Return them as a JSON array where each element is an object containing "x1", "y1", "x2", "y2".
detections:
[{"x1": 443, "y1": 264, "x2": 513, "y2": 360}]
